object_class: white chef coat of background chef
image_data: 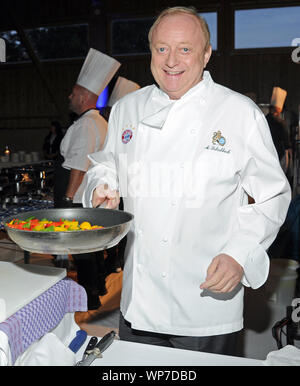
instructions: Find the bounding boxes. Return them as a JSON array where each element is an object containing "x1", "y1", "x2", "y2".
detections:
[
  {"x1": 83, "y1": 71, "x2": 291, "y2": 337},
  {"x1": 60, "y1": 110, "x2": 107, "y2": 203},
  {"x1": 60, "y1": 48, "x2": 120, "y2": 203}
]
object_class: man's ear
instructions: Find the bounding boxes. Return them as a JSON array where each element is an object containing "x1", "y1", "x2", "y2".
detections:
[{"x1": 204, "y1": 45, "x2": 212, "y2": 68}]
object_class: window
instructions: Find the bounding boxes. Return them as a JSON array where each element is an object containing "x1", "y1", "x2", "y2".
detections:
[
  {"x1": 235, "y1": 6, "x2": 300, "y2": 49},
  {"x1": 200, "y1": 12, "x2": 217, "y2": 50},
  {"x1": 0, "y1": 23, "x2": 88, "y2": 63},
  {"x1": 111, "y1": 18, "x2": 154, "y2": 55},
  {"x1": 0, "y1": 30, "x2": 28, "y2": 62},
  {"x1": 111, "y1": 12, "x2": 218, "y2": 55}
]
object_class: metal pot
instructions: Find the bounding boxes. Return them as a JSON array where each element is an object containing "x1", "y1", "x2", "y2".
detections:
[{"x1": 4, "y1": 208, "x2": 133, "y2": 255}]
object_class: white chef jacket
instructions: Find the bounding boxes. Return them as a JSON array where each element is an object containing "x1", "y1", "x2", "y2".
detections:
[
  {"x1": 60, "y1": 109, "x2": 107, "y2": 203},
  {"x1": 82, "y1": 72, "x2": 291, "y2": 337}
]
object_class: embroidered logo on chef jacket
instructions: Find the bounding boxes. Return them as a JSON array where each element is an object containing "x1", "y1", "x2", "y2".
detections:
[
  {"x1": 212, "y1": 130, "x2": 226, "y2": 146},
  {"x1": 205, "y1": 130, "x2": 231, "y2": 153},
  {"x1": 121, "y1": 129, "x2": 133, "y2": 144}
]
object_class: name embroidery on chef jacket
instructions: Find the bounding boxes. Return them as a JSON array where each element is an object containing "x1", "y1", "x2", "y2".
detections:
[{"x1": 121, "y1": 125, "x2": 135, "y2": 144}]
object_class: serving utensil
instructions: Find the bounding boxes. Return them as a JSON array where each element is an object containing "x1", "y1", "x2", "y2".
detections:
[{"x1": 75, "y1": 331, "x2": 117, "y2": 366}]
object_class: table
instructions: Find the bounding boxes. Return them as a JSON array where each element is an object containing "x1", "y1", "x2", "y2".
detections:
[
  {"x1": 0, "y1": 313, "x2": 80, "y2": 366},
  {"x1": 0, "y1": 271, "x2": 87, "y2": 366},
  {"x1": 0, "y1": 198, "x2": 54, "y2": 229},
  {"x1": 0, "y1": 160, "x2": 49, "y2": 169},
  {"x1": 75, "y1": 336, "x2": 263, "y2": 367},
  {"x1": 0, "y1": 198, "x2": 54, "y2": 263}
]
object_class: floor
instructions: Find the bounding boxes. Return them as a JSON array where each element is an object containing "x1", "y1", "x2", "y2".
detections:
[{"x1": 1, "y1": 233, "x2": 300, "y2": 360}]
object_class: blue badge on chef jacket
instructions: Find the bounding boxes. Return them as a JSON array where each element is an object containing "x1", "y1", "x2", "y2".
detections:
[{"x1": 121, "y1": 129, "x2": 133, "y2": 144}]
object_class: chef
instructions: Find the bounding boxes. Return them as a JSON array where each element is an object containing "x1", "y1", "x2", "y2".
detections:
[
  {"x1": 82, "y1": 7, "x2": 291, "y2": 355},
  {"x1": 108, "y1": 76, "x2": 140, "y2": 106},
  {"x1": 100, "y1": 76, "x2": 140, "y2": 122},
  {"x1": 59, "y1": 48, "x2": 120, "y2": 206},
  {"x1": 54, "y1": 48, "x2": 120, "y2": 309}
]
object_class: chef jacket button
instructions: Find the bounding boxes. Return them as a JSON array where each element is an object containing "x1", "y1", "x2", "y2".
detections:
[
  {"x1": 190, "y1": 129, "x2": 196, "y2": 134},
  {"x1": 171, "y1": 201, "x2": 176, "y2": 206},
  {"x1": 161, "y1": 272, "x2": 167, "y2": 278},
  {"x1": 162, "y1": 237, "x2": 168, "y2": 242},
  {"x1": 137, "y1": 229, "x2": 143, "y2": 235}
]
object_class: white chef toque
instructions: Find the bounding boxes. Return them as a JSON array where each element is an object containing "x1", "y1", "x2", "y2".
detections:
[
  {"x1": 108, "y1": 76, "x2": 140, "y2": 106},
  {"x1": 270, "y1": 87, "x2": 287, "y2": 112},
  {"x1": 76, "y1": 48, "x2": 121, "y2": 96}
]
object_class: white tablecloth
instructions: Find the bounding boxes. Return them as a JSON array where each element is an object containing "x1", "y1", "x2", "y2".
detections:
[
  {"x1": 0, "y1": 312, "x2": 79, "y2": 366},
  {"x1": 75, "y1": 336, "x2": 263, "y2": 366}
]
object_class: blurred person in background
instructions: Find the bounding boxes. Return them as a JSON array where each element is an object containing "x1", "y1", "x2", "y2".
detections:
[
  {"x1": 266, "y1": 87, "x2": 292, "y2": 174},
  {"x1": 43, "y1": 120, "x2": 64, "y2": 162}
]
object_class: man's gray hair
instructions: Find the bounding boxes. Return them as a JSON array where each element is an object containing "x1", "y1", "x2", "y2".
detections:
[{"x1": 148, "y1": 6, "x2": 211, "y2": 51}]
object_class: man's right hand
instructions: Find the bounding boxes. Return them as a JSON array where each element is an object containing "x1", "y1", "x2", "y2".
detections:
[{"x1": 92, "y1": 184, "x2": 120, "y2": 209}]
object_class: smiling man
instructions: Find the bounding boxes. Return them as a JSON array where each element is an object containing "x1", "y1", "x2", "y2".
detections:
[
  {"x1": 149, "y1": 10, "x2": 211, "y2": 100},
  {"x1": 83, "y1": 7, "x2": 290, "y2": 356}
]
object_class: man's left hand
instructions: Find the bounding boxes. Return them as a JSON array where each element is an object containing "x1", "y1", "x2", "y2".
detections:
[{"x1": 200, "y1": 254, "x2": 243, "y2": 293}]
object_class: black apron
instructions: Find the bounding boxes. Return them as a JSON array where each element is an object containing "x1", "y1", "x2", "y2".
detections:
[{"x1": 53, "y1": 163, "x2": 70, "y2": 208}]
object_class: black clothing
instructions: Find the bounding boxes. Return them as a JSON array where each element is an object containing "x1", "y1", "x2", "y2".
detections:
[
  {"x1": 268, "y1": 195, "x2": 300, "y2": 262},
  {"x1": 53, "y1": 164, "x2": 70, "y2": 208},
  {"x1": 266, "y1": 113, "x2": 290, "y2": 160},
  {"x1": 53, "y1": 164, "x2": 107, "y2": 310},
  {"x1": 119, "y1": 312, "x2": 239, "y2": 357},
  {"x1": 43, "y1": 132, "x2": 64, "y2": 161}
]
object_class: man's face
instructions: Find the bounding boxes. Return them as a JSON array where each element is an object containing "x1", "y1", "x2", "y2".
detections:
[
  {"x1": 68, "y1": 84, "x2": 84, "y2": 114},
  {"x1": 150, "y1": 13, "x2": 212, "y2": 100}
]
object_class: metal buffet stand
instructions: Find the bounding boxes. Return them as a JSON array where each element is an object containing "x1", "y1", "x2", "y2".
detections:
[{"x1": 0, "y1": 159, "x2": 55, "y2": 263}]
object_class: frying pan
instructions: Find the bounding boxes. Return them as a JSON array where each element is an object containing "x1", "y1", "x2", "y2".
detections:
[{"x1": 4, "y1": 208, "x2": 133, "y2": 255}]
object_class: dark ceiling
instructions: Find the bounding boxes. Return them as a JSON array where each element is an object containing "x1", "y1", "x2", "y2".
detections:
[{"x1": 1, "y1": 0, "x2": 300, "y2": 31}]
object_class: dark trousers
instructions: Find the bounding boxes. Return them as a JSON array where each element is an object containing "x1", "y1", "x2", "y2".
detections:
[
  {"x1": 119, "y1": 312, "x2": 239, "y2": 356},
  {"x1": 268, "y1": 194, "x2": 300, "y2": 262},
  {"x1": 53, "y1": 164, "x2": 107, "y2": 309}
]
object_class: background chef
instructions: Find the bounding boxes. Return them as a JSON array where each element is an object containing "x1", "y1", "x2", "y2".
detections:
[
  {"x1": 101, "y1": 76, "x2": 140, "y2": 121},
  {"x1": 82, "y1": 7, "x2": 291, "y2": 354},
  {"x1": 54, "y1": 48, "x2": 120, "y2": 309}
]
